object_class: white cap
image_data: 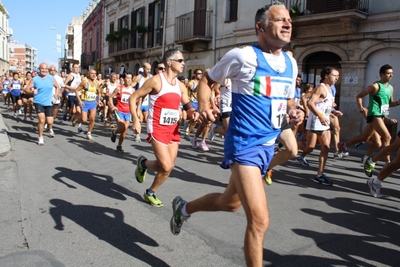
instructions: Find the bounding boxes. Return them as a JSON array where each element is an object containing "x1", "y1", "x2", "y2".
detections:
[{"x1": 138, "y1": 67, "x2": 144, "y2": 73}]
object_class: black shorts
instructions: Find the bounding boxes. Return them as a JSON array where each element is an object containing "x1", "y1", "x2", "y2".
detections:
[
  {"x1": 112, "y1": 98, "x2": 117, "y2": 106},
  {"x1": 10, "y1": 95, "x2": 21, "y2": 104},
  {"x1": 221, "y1": 111, "x2": 231, "y2": 119},
  {"x1": 311, "y1": 130, "x2": 325, "y2": 135},
  {"x1": 68, "y1": 95, "x2": 79, "y2": 108},
  {"x1": 21, "y1": 94, "x2": 34, "y2": 99},
  {"x1": 34, "y1": 103, "x2": 54, "y2": 117},
  {"x1": 103, "y1": 96, "x2": 109, "y2": 103},
  {"x1": 367, "y1": 115, "x2": 384, "y2": 123}
]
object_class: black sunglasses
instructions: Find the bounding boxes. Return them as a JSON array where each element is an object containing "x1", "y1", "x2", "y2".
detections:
[
  {"x1": 158, "y1": 67, "x2": 165, "y2": 71},
  {"x1": 171, "y1": 58, "x2": 185, "y2": 63}
]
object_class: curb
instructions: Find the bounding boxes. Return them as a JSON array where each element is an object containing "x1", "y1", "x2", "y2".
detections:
[{"x1": 0, "y1": 114, "x2": 11, "y2": 154}]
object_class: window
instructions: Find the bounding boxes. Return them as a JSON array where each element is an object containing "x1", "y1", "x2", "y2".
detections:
[
  {"x1": 147, "y1": 0, "x2": 165, "y2": 48},
  {"x1": 131, "y1": 7, "x2": 145, "y2": 49},
  {"x1": 225, "y1": 0, "x2": 238, "y2": 22}
]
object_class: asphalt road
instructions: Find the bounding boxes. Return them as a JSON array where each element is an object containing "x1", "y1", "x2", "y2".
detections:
[{"x1": 0, "y1": 105, "x2": 399, "y2": 267}]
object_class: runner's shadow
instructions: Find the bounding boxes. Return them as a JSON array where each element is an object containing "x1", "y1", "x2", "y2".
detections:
[
  {"x1": 49, "y1": 199, "x2": 169, "y2": 266},
  {"x1": 263, "y1": 249, "x2": 349, "y2": 266},
  {"x1": 52, "y1": 167, "x2": 141, "y2": 201},
  {"x1": 170, "y1": 165, "x2": 228, "y2": 188}
]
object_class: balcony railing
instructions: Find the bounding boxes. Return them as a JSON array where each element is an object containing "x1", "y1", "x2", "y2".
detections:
[
  {"x1": 67, "y1": 25, "x2": 74, "y2": 36},
  {"x1": 175, "y1": 10, "x2": 212, "y2": 43},
  {"x1": 108, "y1": 35, "x2": 145, "y2": 59},
  {"x1": 285, "y1": 0, "x2": 369, "y2": 15}
]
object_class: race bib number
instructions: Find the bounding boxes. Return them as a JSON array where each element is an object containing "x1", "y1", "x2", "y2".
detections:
[
  {"x1": 324, "y1": 107, "x2": 332, "y2": 116},
  {"x1": 381, "y1": 104, "x2": 389, "y2": 116},
  {"x1": 271, "y1": 100, "x2": 287, "y2": 129},
  {"x1": 86, "y1": 92, "x2": 97, "y2": 100},
  {"x1": 121, "y1": 94, "x2": 130, "y2": 103},
  {"x1": 160, "y1": 108, "x2": 179, "y2": 125},
  {"x1": 13, "y1": 84, "x2": 21, "y2": 90}
]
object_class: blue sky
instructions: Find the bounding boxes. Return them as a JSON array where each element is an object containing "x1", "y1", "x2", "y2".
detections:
[{"x1": 3, "y1": 0, "x2": 89, "y2": 68}]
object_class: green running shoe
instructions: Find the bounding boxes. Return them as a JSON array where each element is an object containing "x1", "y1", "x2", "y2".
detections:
[
  {"x1": 364, "y1": 158, "x2": 375, "y2": 177},
  {"x1": 170, "y1": 196, "x2": 190, "y2": 235},
  {"x1": 143, "y1": 192, "x2": 163, "y2": 207},
  {"x1": 135, "y1": 155, "x2": 147, "y2": 183}
]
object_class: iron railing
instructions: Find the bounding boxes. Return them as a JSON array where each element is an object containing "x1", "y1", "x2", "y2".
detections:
[
  {"x1": 175, "y1": 10, "x2": 212, "y2": 42},
  {"x1": 285, "y1": 0, "x2": 369, "y2": 15}
]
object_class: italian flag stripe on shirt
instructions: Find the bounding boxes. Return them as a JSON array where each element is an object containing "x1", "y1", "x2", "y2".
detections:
[{"x1": 253, "y1": 76, "x2": 272, "y2": 96}]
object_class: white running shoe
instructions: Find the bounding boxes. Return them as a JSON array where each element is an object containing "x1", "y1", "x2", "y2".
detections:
[
  {"x1": 190, "y1": 136, "x2": 198, "y2": 149},
  {"x1": 208, "y1": 124, "x2": 218, "y2": 141},
  {"x1": 38, "y1": 137, "x2": 45, "y2": 146},
  {"x1": 86, "y1": 133, "x2": 94, "y2": 141},
  {"x1": 199, "y1": 140, "x2": 209, "y2": 151},
  {"x1": 367, "y1": 178, "x2": 382, "y2": 198},
  {"x1": 49, "y1": 130, "x2": 55, "y2": 138}
]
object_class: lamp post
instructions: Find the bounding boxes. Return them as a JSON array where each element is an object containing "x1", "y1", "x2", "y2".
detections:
[{"x1": 50, "y1": 27, "x2": 64, "y2": 71}]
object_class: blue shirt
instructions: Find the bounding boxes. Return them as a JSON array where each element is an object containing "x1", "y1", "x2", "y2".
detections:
[
  {"x1": 33, "y1": 75, "x2": 55, "y2": 106},
  {"x1": 10, "y1": 80, "x2": 22, "y2": 96},
  {"x1": 216, "y1": 46, "x2": 295, "y2": 156}
]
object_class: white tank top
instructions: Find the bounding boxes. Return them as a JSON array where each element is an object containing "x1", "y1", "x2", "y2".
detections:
[
  {"x1": 306, "y1": 83, "x2": 334, "y2": 131},
  {"x1": 68, "y1": 73, "x2": 82, "y2": 96},
  {"x1": 139, "y1": 74, "x2": 152, "y2": 106}
]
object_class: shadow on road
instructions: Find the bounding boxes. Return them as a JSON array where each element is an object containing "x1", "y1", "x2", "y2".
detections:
[
  {"x1": 49, "y1": 199, "x2": 170, "y2": 266},
  {"x1": 263, "y1": 194, "x2": 400, "y2": 266},
  {"x1": 52, "y1": 167, "x2": 142, "y2": 201}
]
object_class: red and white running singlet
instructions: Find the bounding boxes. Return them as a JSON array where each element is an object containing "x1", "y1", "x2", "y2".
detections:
[
  {"x1": 147, "y1": 73, "x2": 181, "y2": 134},
  {"x1": 116, "y1": 86, "x2": 134, "y2": 113}
]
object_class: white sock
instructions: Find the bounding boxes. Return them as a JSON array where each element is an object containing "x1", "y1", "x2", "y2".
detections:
[
  {"x1": 181, "y1": 202, "x2": 190, "y2": 217},
  {"x1": 373, "y1": 177, "x2": 381, "y2": 185}
]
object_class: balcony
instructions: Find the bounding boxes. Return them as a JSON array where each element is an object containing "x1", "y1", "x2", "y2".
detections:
[
  {"x1": 7, "y1": 27, "x2": 13, "y2": 37},
  {"x1": 66, "y1": 25, "x2": 74, "y2": 36},
  {"x1": 175, "y1": 10, "x2": 212, "y2": 51},
  {"x1": 287, "y1": 0, "x2": 369, "y2": 36},
  {"x1": 108, "y1": 36, "x2": 145, "y2": 62},
  {"x1": 286, "y1": 0, "x2": 368, "y2": 15},
  {"x1": 67, "y1": 49, "x2": 73, "y2": 58}
]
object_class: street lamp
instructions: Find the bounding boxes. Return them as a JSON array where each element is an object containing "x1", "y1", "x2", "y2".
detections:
[{"x1": 50, "y1": 27, "x2": 64, "y2": 71}]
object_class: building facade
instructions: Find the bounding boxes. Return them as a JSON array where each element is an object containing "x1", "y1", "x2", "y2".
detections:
[
  {"x1": 64, "y1": 17, "x2": 83, "y2": 73},
  {"x1": 0, "y1": 0, "x2": 11, "y2": 74},
  {"x1": 8, "y1": 40, "x2": 37, "y2": 74},
  {"x1": 77, "y1": 0, "x2": 400, "y2": 138},
  {"x1": 81, "y1": 1, "x2": 103, "y2": 73},
  {"x1": 288, "y1": 0, "x2": 400, "y2": 138}
]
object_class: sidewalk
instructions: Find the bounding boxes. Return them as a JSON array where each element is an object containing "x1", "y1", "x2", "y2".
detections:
[{"x1": 0, "y1": 114, "x2": 11, "y2": 154}]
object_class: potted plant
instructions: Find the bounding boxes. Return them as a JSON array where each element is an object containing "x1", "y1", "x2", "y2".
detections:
[
  {"x1": 290, "y1": 0, "x2": 302, "y2": 20},
  {"x1": 117, "y1": 27, "x2": 131, "y2": 36},
  {"x1": 344, "y1": 0, "x2": 359, "y2": 9},
  {"x1": 105, "y1": 32, "x2": 117, "y2": 43},
  {"x1": 133, "y1": 25, "x2": 147, "y2": 34}
]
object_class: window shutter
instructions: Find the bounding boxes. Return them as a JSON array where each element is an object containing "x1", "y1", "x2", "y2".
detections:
[{"x1": 147, "y1": 2, "x2": 155, "y2": 47}]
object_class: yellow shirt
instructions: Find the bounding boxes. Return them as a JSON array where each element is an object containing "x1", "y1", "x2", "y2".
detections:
[{"x1": 81, "y1": 81, "x2": 98, "y2": 101}]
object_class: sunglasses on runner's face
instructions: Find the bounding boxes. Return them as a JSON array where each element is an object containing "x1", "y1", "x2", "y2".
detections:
[
  {"x1": 171, "y1": 59, "x2": 185, "y2": 63},
  {"x1": 158, "y1": 67, "x2": 165, "y2": 71}
]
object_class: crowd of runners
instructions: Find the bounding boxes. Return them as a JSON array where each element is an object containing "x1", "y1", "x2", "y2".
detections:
[{"x1": 0, "y1": 2, "x2": 399, "y2": 266}]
